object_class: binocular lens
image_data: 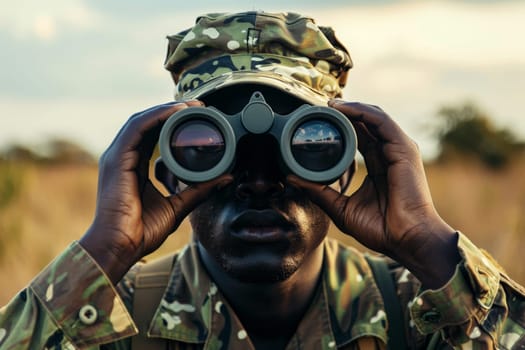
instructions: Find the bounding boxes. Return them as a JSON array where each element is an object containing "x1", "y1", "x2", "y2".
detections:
[
  {"x1": 291, "y1": 120, "x2": 344, "y2": 171},
  {"x1": 170, "y1": 120, "x2": 225, "y2": 171}
]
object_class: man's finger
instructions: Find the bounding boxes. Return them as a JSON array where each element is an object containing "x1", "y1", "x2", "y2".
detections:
[
  {"x1": 329, "y1": 100, "x2": 408, "y2": 144},
  {"x1": 286, "y1": 174, "x2": 348, "y2": 222},
  {"x1": 167, "y1": 174, "x2": 234, "y2": 224}
]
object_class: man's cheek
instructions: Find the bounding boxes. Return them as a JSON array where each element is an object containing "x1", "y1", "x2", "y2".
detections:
[{"x1": 190, "y1": 200, "x2": 228, "y2": 234}]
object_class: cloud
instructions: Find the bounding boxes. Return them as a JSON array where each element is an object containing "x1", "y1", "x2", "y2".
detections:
[
  {"x1": 312, "y1": 1, "x2": 525, "y2": 66},
  {"x1": 0, "y1": 16, "x2": 175, "y2": 99},
  {"x1": 33, "y1": 15, "x2": 57, "y2": 41},
  {"x1": 0, "y1": 0, "x2": 102, "y2": 41},
  {"x1": 1, "y1": 0, "x2": 524, "y2": 157},
  {"x1": 85, "y1": 0, "x2": 397, "y2": 19}
]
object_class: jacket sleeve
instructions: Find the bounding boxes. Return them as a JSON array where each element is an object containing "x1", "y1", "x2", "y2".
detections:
[
  {"x1": 408, "y1": 232, "x2": 525, "y2": 349},
  {"x1": 0, "y1": 241, "x2": 138, "y2": 349}
]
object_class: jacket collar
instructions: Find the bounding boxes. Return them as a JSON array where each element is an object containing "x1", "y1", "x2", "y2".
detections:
[{"x1": 146, "y1": 239, "x2": 387, "y2": 349}]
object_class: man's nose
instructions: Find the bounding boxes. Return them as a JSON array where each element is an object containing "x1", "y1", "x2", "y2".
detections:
[{"x1": 233, "y1": 134, "x2": 285, "y2": 201}]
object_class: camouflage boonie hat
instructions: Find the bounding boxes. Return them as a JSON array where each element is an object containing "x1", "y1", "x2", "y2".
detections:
[{"x1": 165, "y1": 11, "x2": 353, "y2": 104}]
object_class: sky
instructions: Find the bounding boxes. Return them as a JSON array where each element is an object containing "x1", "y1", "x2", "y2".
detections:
[{"x1": 1, "y1": 0, "x2": 524, "y2": 159}]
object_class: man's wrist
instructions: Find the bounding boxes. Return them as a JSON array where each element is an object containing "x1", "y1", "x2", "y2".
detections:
[
  {"x1": 79, "y1": 227, "x2": 137, "y2": 285},
  {"x1": 396, "y1": 223, "x2": 461, "y2": 290}
]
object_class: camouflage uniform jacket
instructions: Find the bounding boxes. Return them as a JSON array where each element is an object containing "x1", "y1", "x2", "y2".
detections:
[{"x1": 1, "y1": 232, "x2": 524, "y2": 349}]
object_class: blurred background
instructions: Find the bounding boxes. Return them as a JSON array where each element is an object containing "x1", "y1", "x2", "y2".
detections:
[{"x1": 1, "y1": 0, "x2": 525, "y2": 304}]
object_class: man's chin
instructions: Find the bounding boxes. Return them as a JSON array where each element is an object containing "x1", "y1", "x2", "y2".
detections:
[{"x1": 221, "y1": 256, "x2": 299, "y2": 284}]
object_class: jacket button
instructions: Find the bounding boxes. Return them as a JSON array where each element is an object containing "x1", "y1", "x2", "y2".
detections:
[{"x1": 79, "y1": 305, "x2": 98, "y2": 325}]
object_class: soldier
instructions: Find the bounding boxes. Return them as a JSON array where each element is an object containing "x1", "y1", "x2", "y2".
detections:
[{"x1": 1, "y1": 11, "x2": 524, "y2": 349}]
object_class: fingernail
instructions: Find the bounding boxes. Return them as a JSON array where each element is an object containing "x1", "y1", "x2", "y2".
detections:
[
  {"x1": 329, "y1": 98, "x2": 346, "y2": 106},
  {"x1": 185, "y1": 99, "x2": 205, "y2": 106},
  {"x1": 285, "y1": 174, "x2": 300, "y2": 187},
  {"x1": 216, "y1": 176, "x2": 233, "y2": 190}
]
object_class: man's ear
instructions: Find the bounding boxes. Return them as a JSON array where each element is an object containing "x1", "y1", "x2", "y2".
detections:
[{"x1": 154, "y1": 158, "x2": 180, "y2": 194}]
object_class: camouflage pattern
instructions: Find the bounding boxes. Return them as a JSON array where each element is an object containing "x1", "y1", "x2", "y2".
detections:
[
  {"x1": 120, "y1": 239, "x2": 388, "y2": 350},
  {"x1": 0, "y1": 242, "x2": 137, "y2": 349},
  {"x1": 1, "y1": 233, "x2": 525, "y2": 349},
  {"x1": 164, "y1": 12, "x2": 353, "y2": 104}
]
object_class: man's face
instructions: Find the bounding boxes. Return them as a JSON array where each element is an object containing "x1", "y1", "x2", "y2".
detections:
[{"x1": 189, "y1": 87, "x2": 331, "y2": 283}]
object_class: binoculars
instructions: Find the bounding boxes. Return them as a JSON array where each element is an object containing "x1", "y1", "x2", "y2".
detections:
[{"x1": 159, "y1": 91, "x2": 357, "y2": 184}]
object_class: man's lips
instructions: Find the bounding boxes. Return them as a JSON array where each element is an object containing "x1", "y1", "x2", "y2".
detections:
[{"x1": 229, "y1": 209, "x2": 294, "y2": 243}]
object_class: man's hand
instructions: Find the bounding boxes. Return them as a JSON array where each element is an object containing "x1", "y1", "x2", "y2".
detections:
[
  {"x1": 288, "y1": 100, "x2": 460, "y2": 289},
  {"x1": 79, "y1": 101, "x2": 232, "y2": 284}
]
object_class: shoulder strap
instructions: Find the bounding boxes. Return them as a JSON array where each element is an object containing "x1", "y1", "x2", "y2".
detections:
[
  {"x1": 131, "y1": 254, "x2": 175, "y2": 350},
  {"x1": 365, "y1": 254, "x2": 409, "y2": 350}
]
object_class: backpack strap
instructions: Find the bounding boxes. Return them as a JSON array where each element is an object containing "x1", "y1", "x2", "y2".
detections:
[
  {"x1": 365, "y1": 254, "x2": 409, "y2": 350},
  {"x1": 131, "y1": 254, "x2": 175, "y2": 350}
]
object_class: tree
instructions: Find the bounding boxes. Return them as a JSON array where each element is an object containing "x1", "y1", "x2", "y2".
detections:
[
  {"x1": 1, "y1": 138, "x2": 96, "y2": 165},
  {"x1": 42, "y1": 139, "x2": 96, "y2": 164},
  {"x1": 435, "y1": 102, "x2": 524, "y2": 169}
]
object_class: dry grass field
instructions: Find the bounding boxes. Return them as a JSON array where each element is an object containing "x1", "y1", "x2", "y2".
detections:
[{"x1": 1, "y1": 158, "x2": 524, "y2": 304}]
